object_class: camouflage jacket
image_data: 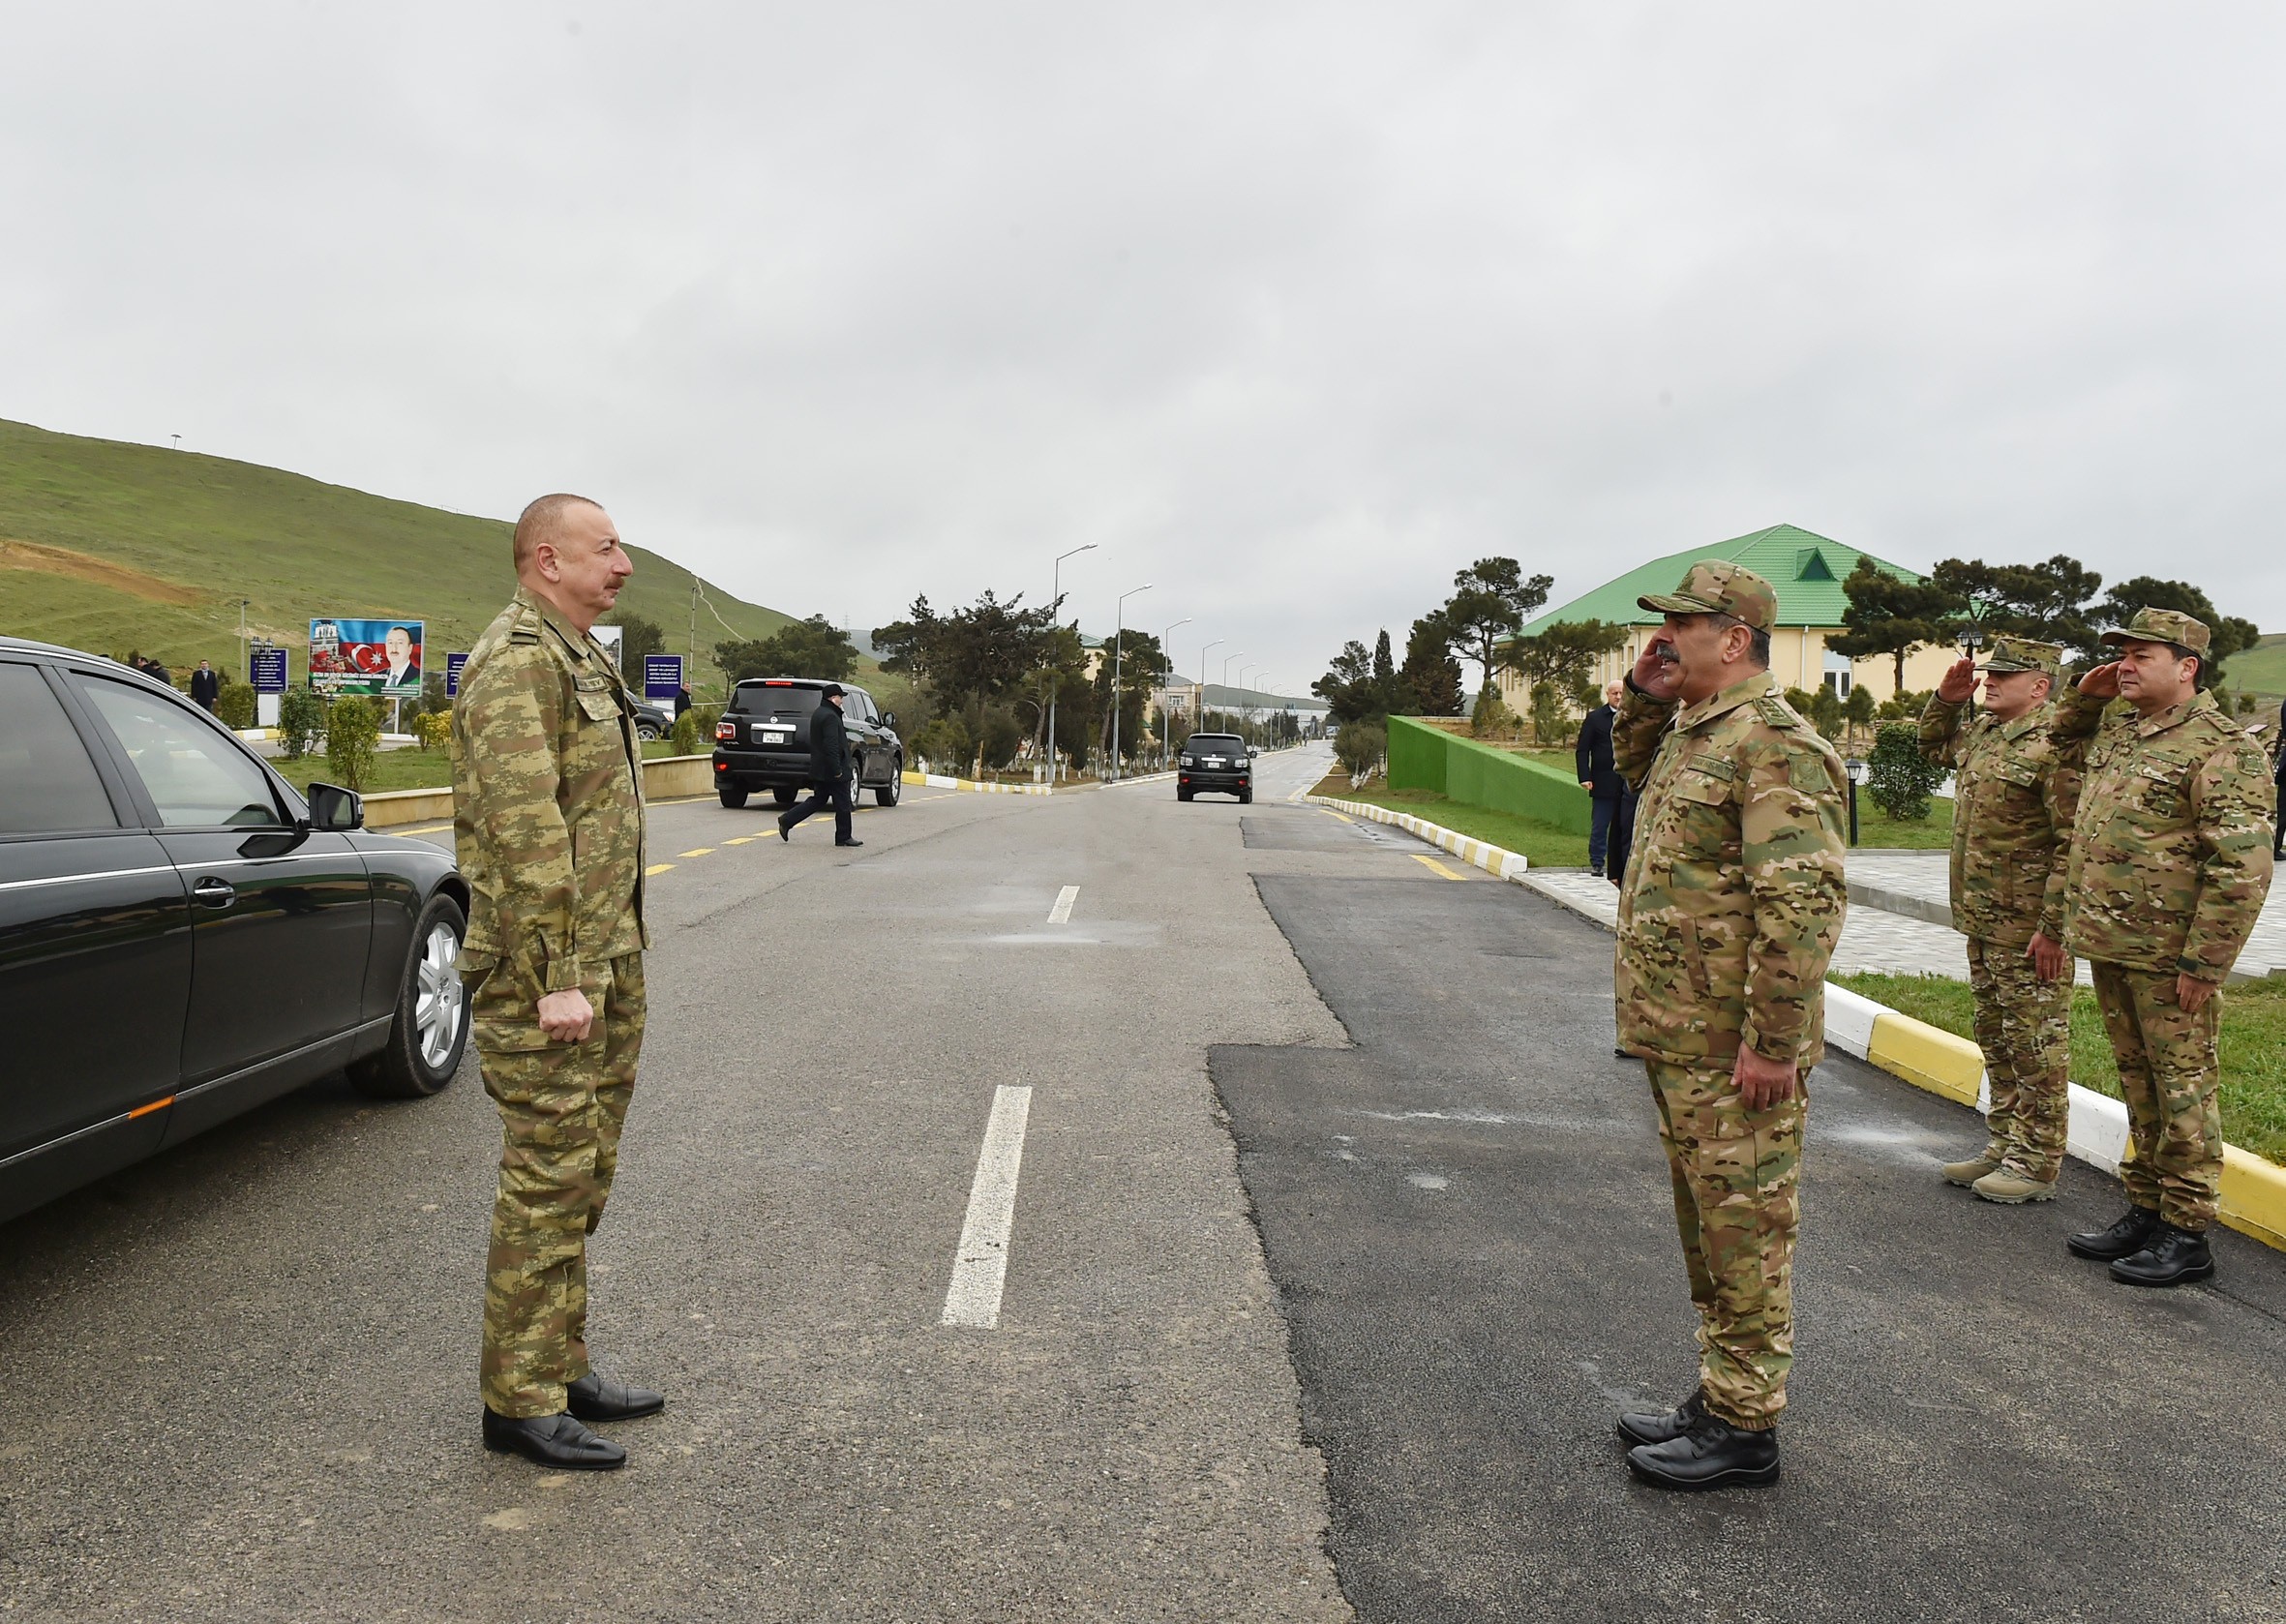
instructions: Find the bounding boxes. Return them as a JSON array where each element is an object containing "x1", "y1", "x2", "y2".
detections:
[
  {"x1": 452, "y1": 586, "x2": 648, "y2": 999},
  {"x1": 1917, "y1": 695, "x2": 2080, "y2": 948},
  {"x1": 1611, "y1": 670, "x2": 1850, "y2": 1068},
  {"x1": 2049, "y1": 686, "x2": 2275, "y2": 980}
]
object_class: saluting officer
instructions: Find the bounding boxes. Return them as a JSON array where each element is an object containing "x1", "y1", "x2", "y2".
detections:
[
  {"x1": 454, "y1": 493, "x2": 665, "y2": 1469},
  {"x1": 1607, "y1": 561, "x2": 1849, "y2": 1490},
  {"x1": 1919, "y1": 637, "x2": 2080, "y2": 1203},
  {"x1": 2049, "y1": 609, "x2": 2275, "y2": 1286}
]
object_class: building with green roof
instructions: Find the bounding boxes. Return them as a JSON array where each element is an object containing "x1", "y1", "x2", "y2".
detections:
[{"x1": 1496, "y1": 522, "x2": 1950, "y2": 707}]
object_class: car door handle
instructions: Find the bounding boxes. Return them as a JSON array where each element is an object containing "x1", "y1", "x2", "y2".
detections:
[{"x1": 193, "y1": 876, "x2": 236, "y2": 908}]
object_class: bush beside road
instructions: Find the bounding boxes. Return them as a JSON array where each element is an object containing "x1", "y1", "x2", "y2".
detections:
[
  {"x1": 268, "y1": 737, "x2": 688, "y2": 794},
  {"x1": 1834, "y1": 969, "x2": 2286, "y2": 1164}
]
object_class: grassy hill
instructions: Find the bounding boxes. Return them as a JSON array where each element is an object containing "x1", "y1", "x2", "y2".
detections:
[
  {"x1": 2231, "y1": 633, "x2": 2286, "y2": 704},
  {"x1": 0, "y1": 416, "x2": 792, "y2": 690}
]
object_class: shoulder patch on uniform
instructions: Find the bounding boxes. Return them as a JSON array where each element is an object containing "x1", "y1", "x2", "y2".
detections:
[
  {"x1": 508, "y1": 627, "x2": 542, "y2": 645},
  {"x1": 1754, "y1": 696, "x2": 1801, "y2": 729}
]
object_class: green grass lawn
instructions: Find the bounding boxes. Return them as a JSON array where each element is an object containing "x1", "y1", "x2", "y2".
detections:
[
  {"x1": 1831, "y1": 970, "x2": 2286, "y2": 1165},
  {"x1": 271, "y1": 739, "x2": 689, "y2": 795},
  {"x1": 1853, "y1": 795, "x2": 1954, "y2": 850},
  {"x1": 1311, "y1": 773, "x2": 1592, "y2": 867}
]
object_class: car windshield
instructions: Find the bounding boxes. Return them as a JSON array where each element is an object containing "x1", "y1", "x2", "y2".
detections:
[
  {"x1": 1187, "y1": 737, "x2": 1245, "y2": 755},
  {"x1": 733, "y1": 684, "x2": 824, "y2": 719}
]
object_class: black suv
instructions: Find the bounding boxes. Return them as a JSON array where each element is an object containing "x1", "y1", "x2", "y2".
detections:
[
  {"x1": 1177, "y1": 733, "x2": 1255, "y2": 802},
  {"x1": 711, "y1": 677, "x2": 905, "y2": 809},
  {"x1": 0, "y1": 636, "x2": 473, "y2": 1226}
]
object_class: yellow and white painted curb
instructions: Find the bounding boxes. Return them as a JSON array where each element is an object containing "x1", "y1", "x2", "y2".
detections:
[
  {"x1": 1305, "y1": 795, "x2": 1527, "y2": 881},
  {"x1": 900, "y1": 770, "x2": 1055, "y2": 797},
  {"x1": 1308, "y1": 791, "x2": 2286, "y2": 1256}
]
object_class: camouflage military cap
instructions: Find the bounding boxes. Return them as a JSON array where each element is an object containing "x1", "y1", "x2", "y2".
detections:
[
  {"x1": 1975, "y1": 635, "x2": 2062, "y2": 676},
  {"x1": 2100, "y1": 607, "x2": 2211, "y2": 655},
  {"x1": 1638, "y1": 560, "x2": 1779, "y2": 634}
]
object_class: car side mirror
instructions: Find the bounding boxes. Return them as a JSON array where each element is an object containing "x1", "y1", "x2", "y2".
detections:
[
  {"x1": 882, "y1": 711, "x2": 897, "y2": 730},
  {"x1": 307, "y1": 782, "x2": 364, "y2": 831}
]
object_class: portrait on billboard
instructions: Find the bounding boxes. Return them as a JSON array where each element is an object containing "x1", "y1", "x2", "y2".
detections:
[{"x1": 310, "y1": 617, "x2": 426, "y2": 696}]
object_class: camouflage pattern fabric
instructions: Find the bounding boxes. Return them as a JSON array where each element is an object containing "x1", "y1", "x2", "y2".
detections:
[
  {"x1": 2087, "y1": 961, "x2": 2223, "y2": 1231},
  {"x1": 1644, "y1": 1059, "x2": 1803, "y2": 1430},
  {"x1": 2049, "y1": 685, "x2": 2275, "y2": 981},
  {"x1": 1612, "y1": 669, "x2": 1850, "y2": 1067},
  {"x1": 454, "y1": 586, "x2": 651, "y2": 1418},
  {"x1": 452, "y1": 586, "x2": 649, "y2": 1002},
  {"x1": 477, "y1": 953, "x2": 646, "y2": 1417},
  {"x1": 1964, "y1": 937, "x2": 2071, "y2": 1182},
  {"x1": 1635, "y1": 559, "x2": 1780, "y2": 633},
  {"x1": 1919, "y1": 694, "x2": 2080, "y2": 949}
]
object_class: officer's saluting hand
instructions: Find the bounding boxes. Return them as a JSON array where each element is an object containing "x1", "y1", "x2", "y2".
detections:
[{"x1": 454, "y1": 494, "x2": 664, "y2": 1472}]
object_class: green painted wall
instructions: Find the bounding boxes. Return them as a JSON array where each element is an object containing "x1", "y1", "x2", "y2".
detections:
[{"x1": 1385, "y1": 714, "x2": 1593, "y2": 834}]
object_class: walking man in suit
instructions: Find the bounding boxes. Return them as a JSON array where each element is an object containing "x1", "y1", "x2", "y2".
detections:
[
  {"x1": 778, "y1": 683, "x2": 862, "y2": 847},
  {"x1": 1577, "y1": 678, "x2": 1636, "y2": 884},
  {"x1": 190, "y1": 660, "x2": 222, "y2": 712}
]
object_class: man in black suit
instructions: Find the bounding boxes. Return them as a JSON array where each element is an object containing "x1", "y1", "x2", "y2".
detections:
[
  {"x1": 1575, "y1": 677, "x2": 1636, "y2": 883},
  {"x1": 777, "y1": 683, "x2": 861, "y2": 847},
  {"x1": 190, "y1": 659, "x2": 222, "y2": 712}
]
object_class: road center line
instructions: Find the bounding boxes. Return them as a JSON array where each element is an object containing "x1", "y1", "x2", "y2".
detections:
[
  {"x1": 1047, "y1": 885, "x2": 1079, "y2": 924},
  {"x1": 645, "y1": 862, "x2": 676, "y2": 876},
  {"x1": 941, "y1": 1085, "x2": 1034, "y2": 1331}
]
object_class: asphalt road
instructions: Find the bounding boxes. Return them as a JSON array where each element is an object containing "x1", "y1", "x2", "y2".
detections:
[{"x1": 6, "y1": 746, "x2": 2283, "y2": 1621}]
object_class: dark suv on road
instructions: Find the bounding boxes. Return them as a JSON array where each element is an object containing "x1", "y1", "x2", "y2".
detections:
[
  {"x1": 710, "y1": 677, "x2": 905, "y2": 809},
  {"x1": 1178, "y1": 733, "x2": 1255, "y2": 802},
  {"x1": 0, "y1": 636, "x2": 473, "y2": 1226}
]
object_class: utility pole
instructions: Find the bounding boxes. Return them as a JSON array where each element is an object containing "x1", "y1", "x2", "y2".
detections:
[
  {"x1": 689, "y1": 579, "x2": 701, "y2": 697},
  {"x1": 1158, "y1": 617, "x2": 1190, "y2": 767},
  {"x1": 1199, "y1": 640, "x2": 1221, "y2": 735},
  {"x1": 238, "y1": 599, "x2": 250, "y2": 683},
  {"x1": 1221, "y1": 651, "x2": 1245, "y2": 731},
  {"x1": 1047, "y1": 544, "x2": 1096, "y2": 783}
]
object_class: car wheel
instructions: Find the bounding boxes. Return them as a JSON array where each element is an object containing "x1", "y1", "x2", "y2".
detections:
[
  {"x1": 637, "y1": 722, "x2": 662, "y2": 741},
  {"x1": 875, "y1": 766, "x2": 901, "y2": 807},
  {"x1": 1178, "y1": 787, "x2": 1192, "y2": 801},
  {"x1": 772, "y1": 785, "x2": 798, "y2": 808},
  {"x1": 1239, "y1": 788, "x2": 1253, "y2": 803},
  {"x1": 719, "y1": 783, "x2": 750, "y2": 809},
  {"x1": 348, "y1": 891, "x2": 469, "y2": 1099}
]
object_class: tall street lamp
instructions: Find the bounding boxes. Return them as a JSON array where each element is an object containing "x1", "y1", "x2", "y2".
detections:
[
  {"x1": 1110, "y1": 584, "x2": 1152, "y2": 780},
  {"x1": 1158, "y1": 617, "x2": 1191, "y2": 765},
  {"x1": 1238, "y1": 664, "x2": 1258, "y2": 740},
  {"x1": 1046, "y1": 543, "x2": 1096, "y2": 782},
  {"x1": 1221, "y1": 651, "x2": 1246, "y2": 730}
]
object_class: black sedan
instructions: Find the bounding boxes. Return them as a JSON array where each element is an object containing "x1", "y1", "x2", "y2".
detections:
[{"x1": 0, "y1": 636, "x2": 473, "y2": 1226}]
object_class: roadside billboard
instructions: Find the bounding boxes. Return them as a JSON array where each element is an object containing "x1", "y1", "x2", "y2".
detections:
[
  {"x1": 445, "y1": 652, "x2": 470, "y2": 698},
  {"x1": 309, "y1": 617, "x2": 425, "y2": 696},
  {"x1": 643, "y1": 654, "x2": 685, "y2": 702},
  {"x1": 249, "y1": 647, "x2": 289, "y2": 694}
]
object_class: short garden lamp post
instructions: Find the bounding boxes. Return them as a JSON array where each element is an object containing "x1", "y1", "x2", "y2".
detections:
[{"x1": 1844, "y1": 756, "x2": 1869, "y2": 847}]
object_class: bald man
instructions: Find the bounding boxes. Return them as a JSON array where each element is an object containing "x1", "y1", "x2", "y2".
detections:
[{"x1": 454, "y1": 494, "x2": 661, "y2": 1469}]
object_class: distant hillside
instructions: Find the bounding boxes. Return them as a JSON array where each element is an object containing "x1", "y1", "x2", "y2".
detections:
[
  {"x1": 0, "y1": 416, "x2": 792, "y2": 687},
  {"x1": 2232, "y1": 633, "x2": 2286, "y2": 702}
]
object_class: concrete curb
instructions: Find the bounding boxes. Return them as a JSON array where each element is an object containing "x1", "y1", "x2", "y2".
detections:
[
  {"x1": 899, "y1": 770, "x2": 1057, "y2": 797},
  {"x1": 1306, "y1": 795, "x2": 1529, "y2": 881},
  {"x1": 1312, "y1": 795, "x2": 2286, "y2": 1255}
]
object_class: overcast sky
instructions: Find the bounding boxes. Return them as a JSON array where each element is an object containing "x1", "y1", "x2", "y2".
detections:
[{"x1": 5, "y1": 3, "x2": 2281, "y2": 694}]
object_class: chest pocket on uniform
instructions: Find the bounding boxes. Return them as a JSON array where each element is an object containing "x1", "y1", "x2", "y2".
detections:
[
  {"x1": 574, "y1": 678, "x2": 622, "y2": 724},
  {"x1": 2132, "y1": 763, "x2": 2181, "y2": 819}
]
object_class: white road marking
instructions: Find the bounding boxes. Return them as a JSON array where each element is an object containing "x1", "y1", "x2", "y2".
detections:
[
  {"x1": 941, "y1": 1085, "x2": 1034, "y2": 1330},
  {"x1": 1047, "y1": 885, "x2": 1079, "y2": 924}
]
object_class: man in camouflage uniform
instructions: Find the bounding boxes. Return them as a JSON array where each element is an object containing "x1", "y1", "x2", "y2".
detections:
[
  {"x1": 2049, "y1": 609, "x2": 2275, "y2": 1286},
  {"x1": 455, "y1": 493, "x2": 664, "y2": 1469},
  {"x1": 1606, "y1": 561, "x2": 1849, "y2": 1490},
  {"x1": 1918, "y1": 638, "x2": 2079, "y2": 1203}
]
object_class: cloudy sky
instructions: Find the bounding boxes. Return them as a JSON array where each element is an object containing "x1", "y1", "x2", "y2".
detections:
[{"x1": 5, "y1": 3, "x2": 2281, "y2": 694}]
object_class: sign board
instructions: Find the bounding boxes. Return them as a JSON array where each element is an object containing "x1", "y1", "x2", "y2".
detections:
[
  {"x1": 592, "y1": 625, "x2": 623, "y2": 668},
  {"x1": 249, "y1": 647, "x2": 289, "y2": 694},
  {"x1": 309, "y1": 617, "x2": 425, "y2": 696},
  {"x1": 643, "y1": 654, "x2": 685, "y2": 703},
  {"x1": 445, "y1": 652, "x2": 470, "y2": 698}
]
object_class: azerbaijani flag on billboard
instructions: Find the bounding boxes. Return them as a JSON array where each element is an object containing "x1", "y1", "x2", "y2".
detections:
[{"x1": 309, "y1": 617, "x2": 425, "y2": 696}]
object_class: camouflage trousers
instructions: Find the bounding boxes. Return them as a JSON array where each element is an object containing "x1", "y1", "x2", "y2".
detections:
[
  {"x1": 2089, "y1": 961, "x2": 2223, "y2": 1232},
  {"x1": 473, "y1": 952, "x2": 647, "y2": 1418},
  {"x1": 1964, "y1": 937, "x2": 2072, "y2": 1182},
  {"x1": 1644, "y1": 1060, "x2": 1805, "y2": 1430}
]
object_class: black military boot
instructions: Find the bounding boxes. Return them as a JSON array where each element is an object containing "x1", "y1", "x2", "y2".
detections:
[
  {"x1": 482, "y1": 1409, "x2": 626, "y2": 1470},
  {"x1": 1615, "y1": 1388, "x2": 1704, "y2": 1448},
  {"x1": 566, "y1": 1371, "x2": 667, "y2": 1422},
  {"x1": 1626, "y1": 1410, "x2": 1780, "y2": 1490},
  {"x1": 2108, "y1": 1222, "x2": 2215, "y2": 1287},
  {"x1": 2066, "y1": 1206, "x2": 2160, "y2": 1261}
]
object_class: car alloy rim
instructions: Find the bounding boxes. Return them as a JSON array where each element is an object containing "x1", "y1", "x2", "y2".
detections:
[{"x1": 414, "y1": 920, "x2": 466, "y2": 1070}]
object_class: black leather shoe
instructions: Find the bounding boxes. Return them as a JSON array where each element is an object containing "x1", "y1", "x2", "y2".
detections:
[
  {"x1": 2067, "y1": 1206, "x2": 2160, "y2": 1261},
  {"x1": 836, "y1": 838, "x2": 864, "y2": 847},
  {"x1": 777, "y1": 819, "x2": 792, "y2": 842},
  {"x1": 566, "y1": 1371, "x2": 666, "y2": 1422},
  {"x1": 1626, "y1": 1411, "x2": 1779, "y2": 1489},
  {"x1": 481, "y1": 1409, "x2": 625, "y2": 1470},
  {"x1": 1615, "y1": 1388, "x2": 1703, "y2": 1448},
  {"x1": 2109, "y1": 1222, "x2": 2215, "y2": 1287}
]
